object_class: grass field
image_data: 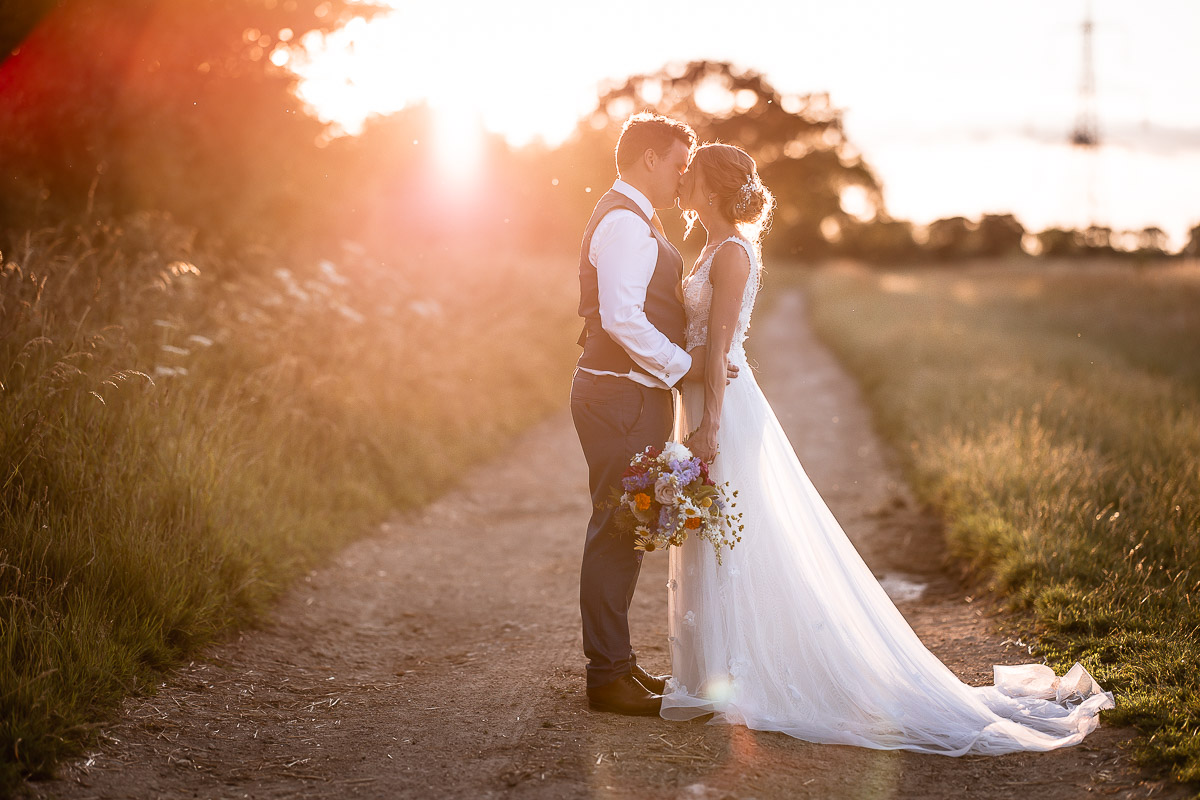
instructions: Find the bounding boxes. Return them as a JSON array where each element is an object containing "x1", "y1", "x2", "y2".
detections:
[
  {"x1": 804, "y1": 258, "x2": 1200, "y2": 785},
  {"x1": 0, "y1": 216, "x2": 580, "y2": 790}
]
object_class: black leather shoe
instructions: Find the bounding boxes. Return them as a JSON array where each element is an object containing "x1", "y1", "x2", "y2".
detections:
[
  {"x1": 631, "y1": 662, "x2": 669, "y2": 695},
  {"x1": 587, "y1": 674, "x2": 663, "y2": 716}
]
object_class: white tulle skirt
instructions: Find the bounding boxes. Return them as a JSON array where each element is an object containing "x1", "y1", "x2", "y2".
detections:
[{"x1": 662, "y1": 363, "x2": 1114, "y2": 755}]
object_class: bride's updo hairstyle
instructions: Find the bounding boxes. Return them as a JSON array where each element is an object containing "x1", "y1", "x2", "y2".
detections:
[{"x1": 686, "y1": 143, "x2": 775, "y2": 254}]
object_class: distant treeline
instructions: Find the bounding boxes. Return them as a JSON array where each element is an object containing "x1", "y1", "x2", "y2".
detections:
[{"x1": 837, "y1": 214, "x2": 1199, "y2": 264}]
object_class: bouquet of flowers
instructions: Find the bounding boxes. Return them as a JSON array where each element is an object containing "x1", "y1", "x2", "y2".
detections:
[{"x1": 610, "y1": 441, "x2": 742, "y2": 564}]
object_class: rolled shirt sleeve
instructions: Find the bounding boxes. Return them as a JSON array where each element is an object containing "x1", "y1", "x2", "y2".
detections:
[{"x1": 589, "y1": 210, "x2": 692, "y2": 388}]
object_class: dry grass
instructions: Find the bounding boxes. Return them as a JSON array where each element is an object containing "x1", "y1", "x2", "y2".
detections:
[
  {"x1": 805, "y1": 258, "x2": 1200, "y2": 786},
  {"x1": 0, "y1": 214, "x2": 580, "y2": 789}
]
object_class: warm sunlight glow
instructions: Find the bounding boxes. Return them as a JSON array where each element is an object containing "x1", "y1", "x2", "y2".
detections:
[
  {"x1": 289, "y1": 0, "x2": 1200, "y2": 243},
  {"x1": 291, "y1": 10, "x2": 587, "y2": 146},
  {"x1": 840, "y1": 186, "x2": 874, "y2": 222},
  {"x1": 432, "y1": 102, "x2": 484, "y2": 187}
]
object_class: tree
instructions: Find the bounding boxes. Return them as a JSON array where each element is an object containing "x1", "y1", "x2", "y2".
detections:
[
  {"x1": 1132, "y1": 226, "x2": 1168, "y2": 258},
  {"x1": 0, "y1": 0, "x2": 62, "y2": 59},
  {"x1": 976, "y1": 214, "x2": 1026, "y2": 257},
  {"x1": 925, "y1": 216, "x2": 976, "y2": 261},
  {"x1": 1036, "y1": 228, "x2": 1079, "y2": 258},
  {"x1": 838, "y1": 219, "x2": 919, "y2": 263},
  {"x1": 1078, "y1": 225, "x2": 1116, "y2": 257},
  {"x1": 561, "y1": 61, "x2": 884, "y2": 261},
  {"x1": 0, "y1": 0, "x2": 384, "y2": 238},
  {"x1": 1185, "y1": 223, "x2": 1200, "y2": 258}
]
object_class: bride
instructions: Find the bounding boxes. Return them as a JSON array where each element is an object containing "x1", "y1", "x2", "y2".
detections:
[{"x1": 661, "y1": 142, "x2": 1114, "y2": 755}]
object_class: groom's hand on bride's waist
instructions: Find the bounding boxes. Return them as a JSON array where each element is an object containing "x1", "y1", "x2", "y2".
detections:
[{"x1": 683, "y1": 346, "x2": 739, "y2": 384}]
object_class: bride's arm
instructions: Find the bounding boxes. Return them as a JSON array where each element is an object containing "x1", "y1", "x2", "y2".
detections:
[{"x1": 688, "y1": 242, "x2": 751, "y2": 463}]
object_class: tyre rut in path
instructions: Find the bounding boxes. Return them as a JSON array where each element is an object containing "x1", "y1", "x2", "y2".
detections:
[{"x1": 32, "y1": 287, "x2": 1182, "y2": 800}]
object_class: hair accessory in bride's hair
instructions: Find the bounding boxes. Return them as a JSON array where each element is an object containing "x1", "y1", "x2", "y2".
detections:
[{"x1": 733, "y1": 175, "x2": 758, "y2": 217}]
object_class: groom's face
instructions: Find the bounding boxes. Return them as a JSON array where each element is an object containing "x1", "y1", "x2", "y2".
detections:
[{"x1": 654, "y1": 139, "x2": 691, "y2": 210}]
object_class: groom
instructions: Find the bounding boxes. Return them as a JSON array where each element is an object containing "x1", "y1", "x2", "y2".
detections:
[{"x1": 571, "y1": 113, "x2": 734, "y2": 716}]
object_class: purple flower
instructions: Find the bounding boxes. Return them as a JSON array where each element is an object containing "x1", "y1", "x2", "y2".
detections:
[
  {"x1": 658, "y1": 505, "x2": 672, "y2": 531},
  {"x1": 670, "y1": 457, "x2": 701, "y2": 485},
  {"x1": 622, "y1": 471, "x2": 654, "y2": 492}
]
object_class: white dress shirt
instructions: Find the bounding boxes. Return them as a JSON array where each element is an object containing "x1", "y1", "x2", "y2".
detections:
[{"x1": 578, "y1": 180, "x2": 692, "y2": 390}]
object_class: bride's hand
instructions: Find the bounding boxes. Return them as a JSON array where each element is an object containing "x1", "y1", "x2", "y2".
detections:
[
  {"x1": 684, "y1": 345, "x2": 707, "y2": 381},
  {"x1": 686, "y1": 423, "x2": 719, "y2": 464}
]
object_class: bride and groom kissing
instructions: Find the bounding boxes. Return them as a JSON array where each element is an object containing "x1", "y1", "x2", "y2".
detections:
[{"x1": 570, "y1": 112, "x2": 1115, "y2": 754}]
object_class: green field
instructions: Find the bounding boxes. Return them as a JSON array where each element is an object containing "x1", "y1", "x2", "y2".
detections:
[
  {"x1": 0, "y1": 219, "x2": 580, "y2": 790},
  {"x1": 805, "y1": 258, "x2": 1200, "y2": 784}
]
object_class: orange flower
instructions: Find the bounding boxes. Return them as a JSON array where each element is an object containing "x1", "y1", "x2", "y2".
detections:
[
  {"x1": 684, "y1": 517, "x2": 702, "y2": 530},
  {"x1": 635, "y1": 493, "x2": 652, "y2": 511}
]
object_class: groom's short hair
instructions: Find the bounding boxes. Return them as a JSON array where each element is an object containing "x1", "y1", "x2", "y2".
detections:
[{"x1": 615, "y1": 113, "x2": 696, "y2": 173}]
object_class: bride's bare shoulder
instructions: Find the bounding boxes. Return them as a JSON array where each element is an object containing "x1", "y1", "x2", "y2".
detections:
[{"x1": 710, "y1": 239, "x2": 752, "y2": 287}]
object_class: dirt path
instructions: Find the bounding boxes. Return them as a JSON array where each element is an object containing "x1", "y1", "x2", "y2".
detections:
[{"x1": 31, "y1": 287, "x2": 1182, "y2": 800}]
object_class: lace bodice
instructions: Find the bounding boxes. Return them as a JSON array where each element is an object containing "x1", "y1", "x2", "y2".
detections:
[{"x1": 683, "y1": 236, "x2": 761, "y2": 364}]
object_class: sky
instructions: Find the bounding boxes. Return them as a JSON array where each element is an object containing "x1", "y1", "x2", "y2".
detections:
[{"x1": 290, "y1": 0, "x2": 1200, "y2": 246}]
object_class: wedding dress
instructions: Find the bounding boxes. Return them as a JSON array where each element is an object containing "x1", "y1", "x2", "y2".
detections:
[{"x1": 661, "y1": 235, "x2": 1113, "y2": 755}]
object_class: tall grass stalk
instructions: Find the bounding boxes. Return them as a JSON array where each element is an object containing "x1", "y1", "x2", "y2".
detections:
[
  {"x1": 0, "y1": 214, "x2": 580, "y2": 789},
  {"x1": 805, "y1": 259, "x2": 1200, "y2": 785}
]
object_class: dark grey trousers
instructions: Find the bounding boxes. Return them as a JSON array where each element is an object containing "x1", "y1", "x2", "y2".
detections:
[{"x1": 570, "y1": 369, "x2": 674, "y2": 689}]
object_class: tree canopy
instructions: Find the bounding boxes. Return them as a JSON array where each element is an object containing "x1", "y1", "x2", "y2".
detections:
[
  {"x1": 0, "y1": 0, "x2": 385, "y2": 237},
  {"x1": 562, "y1": 61, "x2": 886, "y2": 258}
]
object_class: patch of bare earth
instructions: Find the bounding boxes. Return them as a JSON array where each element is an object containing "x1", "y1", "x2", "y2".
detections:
[{"x1": 28, "y1": 287, "x2": 1183, "y2": 800}]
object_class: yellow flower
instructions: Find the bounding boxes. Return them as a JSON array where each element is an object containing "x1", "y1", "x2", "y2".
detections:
[
  {"x1": 635, "y1": 493, "x2": 652, "y2": 511},
  {"x1": 701, "y1": 497, "x2": 713, "y2": 508}
]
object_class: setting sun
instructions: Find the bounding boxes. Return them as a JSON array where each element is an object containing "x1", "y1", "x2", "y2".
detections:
[
  {"x1": 288, "y1": 0, "x2": 1200, "y2": 245},
  {"x1": 431, "y1": 102, "x2": 484, "y2": 186},
  {"x1": 290, "y1": 8, "x2": 585, "y2": 146}
]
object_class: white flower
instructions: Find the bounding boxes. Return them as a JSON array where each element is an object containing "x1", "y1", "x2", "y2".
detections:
[
  {"x1": 303, "y1": 279, "x2": 332, "y2": 298},
  {"x1": 167, "y1": 260, "x2": 199, "y2": 278},
  {"x1": 319, "y1": 259, "x2": 349, "y2": 286},
  {"x1": 655, "y1": 474, "x2": 681, "y2": 505},
  {"x1": 335, "y1": 303, "x2": 365, "y2": 324},
  {"x1": 661, "y1": 441, "x2": 692, "y2": 463},
  {"x1": 284, "y1": 283, "x2": 310, "y2": 302},
  {"x1": 409, "y1": 299, "x2": 442, "y2": 319}
]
